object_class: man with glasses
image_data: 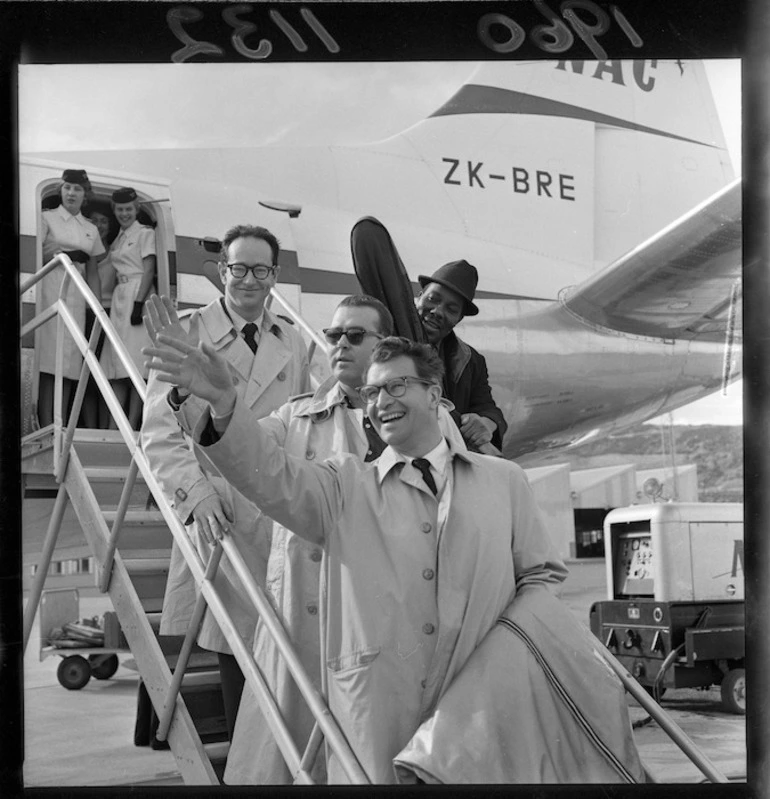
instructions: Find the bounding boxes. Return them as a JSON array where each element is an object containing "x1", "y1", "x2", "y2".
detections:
[
  {"x1": 210, "y1": 293, "x2": 392, "y2": 784},
  {"x1": 143, "y1": 333, "x2": 567, "y2": 783},
  {"x1": 141, "y1": 224, "x2": 309, "y2": 743}
]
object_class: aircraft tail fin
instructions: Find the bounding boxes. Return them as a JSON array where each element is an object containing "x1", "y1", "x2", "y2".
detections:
[{"x1": 369, "y1": 61, "x2": 735, "y2": 291}]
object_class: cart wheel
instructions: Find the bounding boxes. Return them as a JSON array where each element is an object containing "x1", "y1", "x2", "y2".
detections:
[
  {"x1": 57, "y1": 655, "x2": 91, "y2": 690},
  {"x1": 720, "y1": 668, "x2": 746, "y2": 715},
  {"x1": 89, "y1": 654, "x2": 119, "y2": 680}
]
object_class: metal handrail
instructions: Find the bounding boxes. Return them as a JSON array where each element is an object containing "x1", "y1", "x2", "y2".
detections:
[
  {"x1": 599, "y1": 647, "x2": 729, "y2": 783},
  {"x1": 268, "y1": 286, "x2": 330, "y2": 356},
  {"x1": 21, "y1": 254, "x2": 368, "y2": 784}
]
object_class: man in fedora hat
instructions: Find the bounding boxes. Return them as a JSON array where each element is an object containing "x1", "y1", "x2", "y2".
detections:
[{"x1": 415, "y1": 260, "x2": 507, "y2": 452}]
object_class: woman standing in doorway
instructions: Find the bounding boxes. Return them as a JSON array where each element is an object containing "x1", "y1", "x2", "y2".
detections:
[
  {"x1": 99, "y1": 187, "x2": 156, "y2": 429},
  {"x1": 37, "y1": 168, "x2": 106, "y2": 428}
]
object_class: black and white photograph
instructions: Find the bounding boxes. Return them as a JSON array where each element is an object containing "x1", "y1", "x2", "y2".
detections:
[{"x1": 6, "y1": 1, "x2": 759, "y2": 794}]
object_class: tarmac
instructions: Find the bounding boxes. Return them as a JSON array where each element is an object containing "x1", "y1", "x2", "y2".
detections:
[{"x1": 20, "y1": 559, "x2": 747, "y2": 789}]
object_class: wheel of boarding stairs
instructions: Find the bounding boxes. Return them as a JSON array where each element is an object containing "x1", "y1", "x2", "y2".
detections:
[
  {"x1": 89, "y1": 653, "x2": 119, "y2": 680},
  {"x1": 57, "y1": 655, "x2": 91, "y2": 690},
  {"x1": 720, "y1": 667, "x2": 746, "y2": 715}
]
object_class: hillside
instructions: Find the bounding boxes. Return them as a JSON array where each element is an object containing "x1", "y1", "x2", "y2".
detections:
[{"x1": 519, "y1": 424, "x2": 743, "y2": 503}]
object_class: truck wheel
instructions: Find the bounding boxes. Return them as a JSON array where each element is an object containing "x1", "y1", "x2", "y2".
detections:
[
  {"x1": 57, "y1": 655, "x2": 91, "y2": 690},
  {"x1": 720, "y1": 668, "x2": 746, "y2": 715},
  {"x1": 89, "y1": 654, "x2": 119, "y2": 680}
]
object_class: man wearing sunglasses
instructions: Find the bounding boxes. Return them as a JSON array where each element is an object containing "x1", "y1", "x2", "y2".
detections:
[
  {"x1": 143, "y1": 332, "x2": 567, "y2": 784},
  {"x1": 218, "y1": 293, "x2": 394, "y2": 784},
  {"x1": 141, "y1": 224, "x2": 310, "y2": 743}
]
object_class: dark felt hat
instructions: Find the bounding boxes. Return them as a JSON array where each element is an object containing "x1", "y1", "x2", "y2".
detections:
[
  {"x1": 112, "y1": 187, "x2": 138, "y2": 204},
  {"x1": 61, "y1": 169, "x2": 92, "y2": 192},
  {"x1": 418, "y1": 260, "x2": 479, "y2": 316}
]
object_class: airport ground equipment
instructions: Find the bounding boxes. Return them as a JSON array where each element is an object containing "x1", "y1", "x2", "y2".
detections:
[
  {"x1": 39, "y1": 587, "x2": 128, "y2": 689},
  {"x1": 590, "y1": 502, "x2": 745, "y2": 715},
  {"x1": 21, "y1": 254, "x2": 733, "y2": 784}
]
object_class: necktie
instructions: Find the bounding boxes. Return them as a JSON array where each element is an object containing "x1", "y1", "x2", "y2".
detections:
[
  {"x1": 412, "y1": 458, "x2": 438, "y2": 496},
  {"x1": 242, "y1": 322, "x2": 258, "y2": 354}
]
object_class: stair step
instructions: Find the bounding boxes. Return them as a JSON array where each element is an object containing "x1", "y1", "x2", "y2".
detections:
[
  {"x1": 203, "y1": 741, "x2": 230, "y2": 764},
  {"x1": 71, "y1": 429, "x2": 139, "y2": 468},
  {"x1": 180, "y1": 670, "x2": 222, "y2": 688},
  {"x1": 84, "y1": 465, "x2": 147, "y2": 483},
  {"x1": 123, "y1": 557, "x2": 171, "y2": 575},
  {"x1": 146, "y1": 611, "x2": 163, "y2": 632},
  {"x1": 83, "y1": 466, "x2": 154, "y2": 508},
  {"x1": 103, "y1": 510, "x2": 166, "y2": 524},
  {"x1": 101, "y1": 510, "x2": 173, "y2": 550}
]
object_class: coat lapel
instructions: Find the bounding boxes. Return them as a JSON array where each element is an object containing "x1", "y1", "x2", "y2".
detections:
[
  {"x1": 198, "y1": 300, "x2": 262, "y2": 387},
  {"x1": 243, "y1": 312, "x2": 292, "y2": 409}
]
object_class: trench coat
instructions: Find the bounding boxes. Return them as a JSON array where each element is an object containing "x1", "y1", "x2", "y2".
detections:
[
  {"x1": 197, "y1": 399, "x2": 568, "y2": 783},
  {"x1": 393, "y1": 585, "x2": 646, "y2": 784},
  {"x1": 219, "y1": 379, "x2": 468, "y2": 785},
  {"x1": 140, "y1": 299, "x2": 309, "y2": 653},
  {"x1": 37, "y1": 205, "x2": 106, "y2": 379}
]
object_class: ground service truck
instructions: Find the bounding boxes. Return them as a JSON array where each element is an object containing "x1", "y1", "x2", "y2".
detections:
[{"x1": 589, "y1": 502, "x2": 745, "y2": 714}]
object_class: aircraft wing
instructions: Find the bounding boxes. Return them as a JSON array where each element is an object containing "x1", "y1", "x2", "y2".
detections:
[{"x1": 561, "y1": 179, "x2": 741, "y2": 342}]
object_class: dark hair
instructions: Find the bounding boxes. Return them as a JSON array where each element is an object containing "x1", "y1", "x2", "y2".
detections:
[
  {"x1": 220, "y1": 224, "x2": 281, "y2": 266},
  {"x1": 336, "y1": 294, "x2": 394, "y2": 337},
  {"x1": 368, "y1": 336, "x2": 444, "y2": 383}
]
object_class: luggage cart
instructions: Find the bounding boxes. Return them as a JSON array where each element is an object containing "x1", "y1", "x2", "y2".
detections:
[{"x1": 39, "y1": 587, "x2": 130, "y2": 690}]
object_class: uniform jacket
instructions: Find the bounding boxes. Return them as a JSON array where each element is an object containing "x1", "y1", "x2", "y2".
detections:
[
  {"x1": 393, "y1": 586, "x2": 645, "y2": 784},
  {"x1": 198, "y1": 400, "x2": 567, "y2": 783},
  {"x1": 439, "y1": 329, "x2": 507, "y2": 450},
  {"x1": 140, "y1": 299, "x2": 309, "y2": 652},
  {"x1": 220, "y1": 380, "x2": 468, "y2": 785}
]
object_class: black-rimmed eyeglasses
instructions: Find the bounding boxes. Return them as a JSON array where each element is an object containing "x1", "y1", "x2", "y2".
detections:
[
  {"x1": 357, "y1": 376, "x2": 437, "y2": 404},
  {"x1": 323, "y1": 327, "x2": 383, "y2": 346},
  {"x1": 225, "y1": 262, "x2": 277, "y2": 280}
]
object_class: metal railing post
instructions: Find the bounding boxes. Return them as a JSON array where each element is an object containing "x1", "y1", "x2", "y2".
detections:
[
  {"x1": 155, "y1": 543, "x2": 225, "y2": 742},
  {"x1": 600, "y1": 648, "x2": 728, "y2": 783},
  {"x1": 22, "y1": 484, "x2": 69, "y2": 652},
  {"x1": 98, "y1": 458, "x2": 141, "y2": 592}
]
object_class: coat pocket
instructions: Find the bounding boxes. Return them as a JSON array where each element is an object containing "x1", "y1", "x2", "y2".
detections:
[{"x1": 327, "y1": 646, "x2": 381, "y2": 676}]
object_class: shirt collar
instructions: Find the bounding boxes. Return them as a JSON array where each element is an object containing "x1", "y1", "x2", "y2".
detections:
[
  {"x1": 221, "y1": 296, "x2": 265, "y2": 335},
  {"x1": 376, "y1": 433, "x2": 471, "y2": 484},
  {"x1": 54, "y1": 204, "x2": 85, "y2": 225},
  {"x1": 297, "y1": 378, "x2": 354, "y2": 419}
]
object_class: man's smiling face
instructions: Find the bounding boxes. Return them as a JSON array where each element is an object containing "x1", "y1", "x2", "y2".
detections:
[
  {"x1": 415, "y1": 281, "x2": 465, "y2": 345},
  {"x1": 365, "y1": 355, "x2": 441, "y2": 458}
]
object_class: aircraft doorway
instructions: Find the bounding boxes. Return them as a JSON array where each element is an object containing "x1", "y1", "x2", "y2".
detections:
[{"x1": 21, "y1": 164, "x2": 175, "y2": 434}]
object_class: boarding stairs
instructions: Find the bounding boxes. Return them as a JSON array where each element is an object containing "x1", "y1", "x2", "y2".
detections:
[
  {"x1": 21, "y1": 254, "x2": 367, "y2": 785},
  {"x1": 21, "y1": 254, "x2": 734, "y2": 785}
]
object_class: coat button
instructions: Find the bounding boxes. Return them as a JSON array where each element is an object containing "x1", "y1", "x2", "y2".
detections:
[
  {"x1": 309, "y1": 550, "x2": 322, "y2": 563},
  {"x1": 421, "y1": 522, "x2": 432, "y2": 533},
  {"x1": 277, "y1": 371, "x2": 286, "y2": 381},
  {"x1": 422, "y1": 569, "x2": 434, "y2": 581},
  {"x1": 422, "y1": 623, "x2": 435, "y2": 635},
  {"x1": 175, "y1": 488, "x2": 188, "y2": 502},
  {"x1": 305, "y1": 449, "x2": 315, "y2": 460},
  {"x1": 306, "y1": 604, "x2": 318, "y2": 615}
]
